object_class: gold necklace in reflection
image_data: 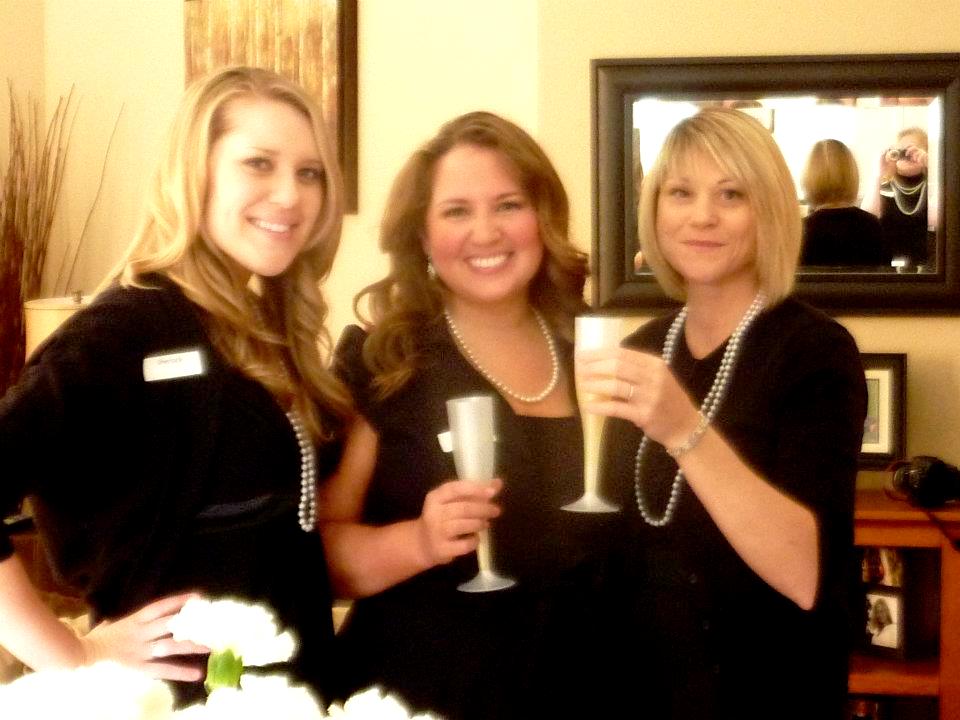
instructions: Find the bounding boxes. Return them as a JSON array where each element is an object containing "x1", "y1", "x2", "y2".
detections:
[
  {"x1": 890, "y1": 177, "x2": 927, "y2": 216},
  {"x1": 444, "y1": 308, "x2": 559, "y2": 403}
]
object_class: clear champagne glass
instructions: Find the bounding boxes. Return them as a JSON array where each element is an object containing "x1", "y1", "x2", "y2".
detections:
[
  {"x1": 562, "y1": 315, "x2": 622, "y2": 513},
  {"x1": 446, "y1": 395, "x2": 516, "y2": 593}
]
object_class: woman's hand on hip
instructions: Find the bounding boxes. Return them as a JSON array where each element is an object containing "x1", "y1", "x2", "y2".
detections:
[
  {"x1": 417, "y1": 478, "x2": 502, "y2": 566},
  {"x1": 80, "y1": 592, "x2": 209, "y2": 681}
]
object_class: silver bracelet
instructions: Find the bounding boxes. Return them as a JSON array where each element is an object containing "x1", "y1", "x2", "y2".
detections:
[{"x1": 666, "y1": 411, "x2": 709, "y2": 460}]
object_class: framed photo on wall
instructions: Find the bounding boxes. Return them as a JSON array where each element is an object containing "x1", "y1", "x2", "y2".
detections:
[{"x1": 859, "y1": 353, "x2": 906, "y2": 469}]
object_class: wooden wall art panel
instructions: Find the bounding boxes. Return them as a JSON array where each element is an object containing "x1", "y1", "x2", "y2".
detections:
[{"x1": 185, "y1": 0, "x2": 357, "y2": 211}]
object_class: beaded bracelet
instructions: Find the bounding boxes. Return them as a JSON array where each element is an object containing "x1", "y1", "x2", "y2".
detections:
[{"x1": 666, "y1": 411, "x2": 709, "y2": 460}]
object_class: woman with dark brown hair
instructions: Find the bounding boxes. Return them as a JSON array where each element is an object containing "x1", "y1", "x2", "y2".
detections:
[{"x1": 321, "y1": 111, "x2": 611, "y2": 719}]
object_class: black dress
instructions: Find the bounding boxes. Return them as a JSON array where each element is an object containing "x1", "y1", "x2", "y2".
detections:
[
  {"x1": 0, "y1": 276, "x2": 340, "y2": 706},
  {"x1": 879, "y1": 178, "x2": 931, "y2": 267},
  {"x1": 334, "y1": 323, "x2": 616, "y2": 720},
  {"x1": 600, "y1": 298, "x2": 866, "y2": 720},
  {"x1": 801, "y1": 206, "x2": 888, "y2": 267}
]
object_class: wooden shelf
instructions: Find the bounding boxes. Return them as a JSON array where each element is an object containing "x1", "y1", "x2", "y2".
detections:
[
  {"x1": 849, "y1": 654, "x2": 938, "y2": 696},
  {"x1": 853, "y1": 489, "x2": 960, "y2": 720}
]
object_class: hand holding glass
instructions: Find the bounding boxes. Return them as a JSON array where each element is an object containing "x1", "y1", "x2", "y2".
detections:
[
  {"x1": 446, "y1": 395, "x2": 516, "y2": 592},
  {"x1": 563, "y1": 315, "x2": 621, "y2": 513}
]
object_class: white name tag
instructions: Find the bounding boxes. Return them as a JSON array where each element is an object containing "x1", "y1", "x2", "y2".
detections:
[{"x1": 143, "y1": 349, "x2": 206, "y2": 382}]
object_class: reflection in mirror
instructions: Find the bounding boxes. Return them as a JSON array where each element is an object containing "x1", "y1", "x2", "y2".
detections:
[
  {"x1": 592, "y1": 54, "x2": 960, "y2": 313},
  {"x1": 630, "y1": 96, "x2": 942, "y2": 276}
]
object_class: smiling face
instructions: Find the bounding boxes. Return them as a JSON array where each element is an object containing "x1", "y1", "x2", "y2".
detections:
[
  {"x1": 655, "y1": 150, "x2": 759, "y2": 297},
  {"x1": 424, "y1": 143, "x2": 543, "y2": 312},
  {"x1": 203, "y1": 96, "x2": 325, "y2": 279}
]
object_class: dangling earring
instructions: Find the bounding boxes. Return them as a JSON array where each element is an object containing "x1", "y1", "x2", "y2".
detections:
[{"x1": 427, "y1": 259, "x2": 437, "y2": 281}]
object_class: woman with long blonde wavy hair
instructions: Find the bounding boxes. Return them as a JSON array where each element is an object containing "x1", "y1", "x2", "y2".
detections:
[{"x1": 0, "y1": 66, "x2": 349, "y2": 706}]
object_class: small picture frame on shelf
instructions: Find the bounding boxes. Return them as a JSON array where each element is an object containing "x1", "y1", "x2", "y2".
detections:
[
  {"x1": 859, "y1": 353, "x2": 906, "y2": 469},
  {"x1": 857, "y1": 547, "x2": 939, "y2": 661},
  {"x1": 864, "y1": 587, "x2": 903, "y2": 654}
]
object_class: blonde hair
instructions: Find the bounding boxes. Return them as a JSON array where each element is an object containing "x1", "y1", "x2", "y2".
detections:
[
  {"x1": 802, "y1": 139, "x2": 860, "y2": 207},
  {"x1": 897, "y1": 126, "x2": 928, "y2": 150},
  {"x1": 355, "y1": 111, "x2": 587, "y2": 396},
  {"x1": 110, "y1": 66, "x2": 349, "y2": 438},
  {"x1": 638, "y1": 107, "x2": 800, "y2": 304}
]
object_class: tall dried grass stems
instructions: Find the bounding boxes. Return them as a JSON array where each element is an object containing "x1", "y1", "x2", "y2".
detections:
[{"x1": 0, "y1": 82, "x2": 76, "y2": 394}]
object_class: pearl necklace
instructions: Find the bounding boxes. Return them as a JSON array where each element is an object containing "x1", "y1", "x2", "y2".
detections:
[
  {"x1": 633, "y1": 292, "x2": 766, "y2": 527},
  {"x1": 444, "y1": 308, "x2": 559, "y2": 403},
  {"x1": 286, "y1": 410, "x2": 317, "y2": 532},
  {"x1": 890, "y1": 177, "x2": 927, "y2": 217}
]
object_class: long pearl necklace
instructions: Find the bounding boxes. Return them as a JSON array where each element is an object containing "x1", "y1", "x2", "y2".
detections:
[
  {"x1": 286, "y1": 410, "x2": 317, "y2": 532},
  {"x1": 444, "y1": 308, "x2": 559, "y2": 403},
  {"x1": 890, "y1": 177, "x2": 927, "y2": 217},
  {"x1": 633, "y1": 292, "x2": 766, "y2": 527}
]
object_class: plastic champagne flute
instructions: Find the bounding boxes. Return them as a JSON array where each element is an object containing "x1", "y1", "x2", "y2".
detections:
[
  {"x1": 446, "y1": 395, "x2": 516, "y2": 593},
  {"x1": 562, "y1": 315, "x2": 622, "y2": 513}
]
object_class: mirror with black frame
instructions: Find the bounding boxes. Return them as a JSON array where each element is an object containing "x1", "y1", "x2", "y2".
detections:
[{"x1": 593, "y1": 54, "x2": 960, "y2": 313}]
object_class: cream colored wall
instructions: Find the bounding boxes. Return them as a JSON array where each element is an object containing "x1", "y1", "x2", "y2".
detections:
[
  {"x1": 538, "y1": 0, "x2": 960, "y2": 467},
  {"x1": 0, "y1": 0, "x2": 44, "y2": 166},
  {"x1": 3, "y1": 0, "x2": 959, "y2": 465}
]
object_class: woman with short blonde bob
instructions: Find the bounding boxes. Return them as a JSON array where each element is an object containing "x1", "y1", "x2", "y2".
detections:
[
  {"x1": 0, "y1": 66, "x2": 349, "y2": 705},
  {"x1": 800, "y1": 138, "x2": 886, "y2": 266},
  {"x1": 582, "y1": 107, "x2": 866, "y2": 718}
]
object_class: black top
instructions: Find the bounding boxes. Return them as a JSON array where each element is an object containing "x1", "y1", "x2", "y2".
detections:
[
  {"x1": 0, "y1": 276, "x2": 339, "y2": 704},
  {"x1": 334, "y1": 323, "x2": 617, "y2": 720},
  {"x1": 802, "y1": 206, "x2": 888, "y2": 267},
  {"x1": 879, "y1": 179, "x2": 930, "y2": 267},
  {"x1": 600, "y1": 297, "x2": 866, "y2": 720}
]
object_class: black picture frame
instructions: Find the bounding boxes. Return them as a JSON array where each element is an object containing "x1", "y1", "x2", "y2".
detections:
[
  {"x1": 863, "y1": 585, "x2": 906, "y2": 659},
  {"x1": 592, "y1": 53, "x2": 960, "y2": 314},
  {"x1": 860, "y1": 353, "x2": 906, "y2": 469}
]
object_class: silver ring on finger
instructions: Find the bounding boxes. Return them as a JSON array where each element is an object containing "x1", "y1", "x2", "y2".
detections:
[{"x1": 627, "y1": 383, "x2": 635, "y2": 402}]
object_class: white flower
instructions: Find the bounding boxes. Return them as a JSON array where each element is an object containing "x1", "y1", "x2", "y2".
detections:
[
  {"x1": 0, "y1": 661, "x2": 174, "y2": 720},
  {"x1": 173, "y1": 674, "x2": 324, "y2": 720},
  {"x1": 168, "y1": 597, "x2": 296, "y2": 666},
  {"x1": 326, "y1": 686, "x2": 442, "y2": 720}
]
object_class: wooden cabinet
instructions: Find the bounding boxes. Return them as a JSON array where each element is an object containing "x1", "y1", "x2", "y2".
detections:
[{"x1": 851, "y1": 490, "x2": 960, "y2": 719}]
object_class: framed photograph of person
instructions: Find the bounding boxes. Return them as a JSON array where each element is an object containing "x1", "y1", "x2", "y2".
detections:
[
  {"x1": 858, "y1": 548, "x2": 939, "y2": 660},
  {"x1": 864, "y1": 587, "x2": 904, "y2": 657},
  {"x1": 859, "y1": 353, "x2": 906, "y2": 469}
]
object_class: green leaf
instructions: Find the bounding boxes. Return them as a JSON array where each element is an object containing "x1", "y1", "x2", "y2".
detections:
[{"x1": 205, "y1": 648, "x2": 243, "y2": 693}]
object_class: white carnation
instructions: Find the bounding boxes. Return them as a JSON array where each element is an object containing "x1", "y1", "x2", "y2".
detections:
[
  {"x1": 168, "y1": 597, "x2": 296, "y2": 666},
  {"x1": 0, "y1": 661, "x2": 174, "y2": 720},
  {"x1": 326, "y1": 686, "x2": 442, "y2": 720},
  {"x1": 173, "y1": 674, "x2": 324, "y2": 720}
]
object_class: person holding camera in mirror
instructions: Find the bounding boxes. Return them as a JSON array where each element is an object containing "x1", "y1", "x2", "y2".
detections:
[{"x1": 862, "y1": 127, "x2": 938, "y2": 270}]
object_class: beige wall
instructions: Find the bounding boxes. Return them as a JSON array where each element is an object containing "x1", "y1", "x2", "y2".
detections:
[
  {"x1": 3, "y1": 0, "x2": 959, "y2": 468},
  {"x1": 0, "y1": 0, "x2": 44, "y2": 165}
]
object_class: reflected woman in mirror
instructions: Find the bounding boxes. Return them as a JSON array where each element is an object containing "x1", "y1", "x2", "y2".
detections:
[
  {"x1": 862, "y1": 127, "x2": 938, "y2": 269},
  {"x1": 801, "y1": 139, "x2": 887, "y2": 267},
  {"x1": 579, "y1": 108, "x2": 867, "y2": 719},
  {"x1": 0, "y1": 66, "x2": 349, "y2": 705},
  {"x1": 320, "y1": 111, "x2": 615, "y2": 719}
]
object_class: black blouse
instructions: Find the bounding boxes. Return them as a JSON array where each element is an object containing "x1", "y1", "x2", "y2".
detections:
[{"x1": 600, "y1": 297, "x2": 866, "y2": 720}]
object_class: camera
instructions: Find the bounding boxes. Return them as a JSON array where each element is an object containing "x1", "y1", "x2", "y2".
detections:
[
  {"x1": 892, "y1": 456, "x2": 960, "y2": 508},
  {"x1": 889, "y1": 147, "x2": 909, "y2": 161}
]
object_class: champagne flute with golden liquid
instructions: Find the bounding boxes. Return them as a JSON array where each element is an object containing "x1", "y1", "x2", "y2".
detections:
[
  {"x1": 562, "y1": 315, "x2": 622, "y2": 513},
  {"x1": 446, "y1": 395, "x2": 516, "y2": 593}
]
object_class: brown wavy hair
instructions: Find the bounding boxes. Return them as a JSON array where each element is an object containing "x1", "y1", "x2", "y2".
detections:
[
  {"x1": 355, "y1": 111, "x2": 588, "y2": 397},
  {"x1": 107, "y1": 66, "x2": 350, "y2": 439}
]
